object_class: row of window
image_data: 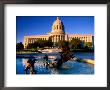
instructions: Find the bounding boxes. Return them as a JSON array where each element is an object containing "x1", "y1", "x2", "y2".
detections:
[
  {"x1": 54, "y1": 25, "x2": 62, "y2": 29},
  {"x1": 26, "y1": 38, "x2": 46, "y2": 42},
  {"x1": 69, "y1": 37, "x2": 92, "y2": 42},
  {"x1": 73, "y1": 37, "x2": 89, "y2": 39},
  {"x1": 25, "y1": 38, "x2": 47, "y2": 43},
  {"x1": 51, "y1": 35, "x2": 65, "y2": 38}
]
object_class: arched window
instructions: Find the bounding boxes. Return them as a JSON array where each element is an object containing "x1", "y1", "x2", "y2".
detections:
[{"x1": 57, "y1": 25, "x2": 58, "y2": 29}]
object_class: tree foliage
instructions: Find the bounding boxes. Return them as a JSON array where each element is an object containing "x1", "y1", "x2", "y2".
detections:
[
  {"x1": 84, "y1": 42, "x2": 93, "y2": 49},
  {"x1": 16, "y1": 42, "x2": 24, "y2": 51},
  {"x1": 58, "y1": 40, "x2": 70, "y2": 53},
  {"x1": 70, "y1": 38, "x2": 82, "y2": 49}
]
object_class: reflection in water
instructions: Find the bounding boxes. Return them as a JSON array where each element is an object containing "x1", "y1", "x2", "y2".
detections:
[
  {"x1": 22, "y1": 59, "x2": 28, "y2": 66},
  {"x1": 16, "y1": 52, "x2": 94, "y2": 74},
  {"x1": 22, "y1": 59, "x2": 59, "y2": 74},
  {"x1": 17, "y1": 58, "x2": 94, "y2": 74},
  {"x1": 49, "y1": 68, "x2": 59, "y2": 74}
]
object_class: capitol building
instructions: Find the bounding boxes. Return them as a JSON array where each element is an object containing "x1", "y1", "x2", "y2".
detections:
[{"x1": 24, "y1": 17, "x2": 93, "y2": 48}]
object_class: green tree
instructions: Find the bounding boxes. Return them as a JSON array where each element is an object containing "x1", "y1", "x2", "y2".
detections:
[
  {"x1": 58, "y1": 40, "x2": 70, "y2": 53},
  {"x1": 16, "y1": 42, "x2": 24, "y2": 51},
  {"x1": 54, "y1": 42, "x2": 58, "y2": 47},
  {"x1": 27, "y1": 43, "x2": 36, "y2": 49},
  {"x1": 46, "y1": 39, "x2": 53, "y2": 47},
  {"x1": 38, "y1": 40, "x2": 45, "y2": 48},
  {"x1": 70, "y1": 38, "x2": 82, "y2": 49},
  {"x1": 27, "y1": 39, "x2": 53, "y2": 49},
  {"x1": 84, "y1": 42, "x2": 93, "y2": 49}
]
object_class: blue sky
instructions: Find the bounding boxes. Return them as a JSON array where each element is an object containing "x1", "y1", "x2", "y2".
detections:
[{"x1": 16, "y1": 16, "x2": 94, "y2": 43}]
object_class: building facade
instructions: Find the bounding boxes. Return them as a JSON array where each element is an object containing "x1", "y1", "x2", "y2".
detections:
[{"x1": 24, "y1": 17, "x2": 93, "y2": 48}]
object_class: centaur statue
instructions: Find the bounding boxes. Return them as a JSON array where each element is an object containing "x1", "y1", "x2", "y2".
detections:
[
  {"x1": 47, "y1": 46, "x2": 75, "y2": 68},
  {"x1": 24, "y1": 46, "x2": 74, "y2": 74}
]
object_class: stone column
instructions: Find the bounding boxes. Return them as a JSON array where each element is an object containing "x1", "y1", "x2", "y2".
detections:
[
  {"x1": 63, "y1": 35, "x2": 64, "y2": 40},
  {"x1": 55, "y1": 35, "x2": 56, "y2": 42},
  {"x1": 51, "y1": 36, "x2": 53, "y2": 42},
  {"x1": 53, "y1": 35, "x2": 54, "y2": 42},
  {"x1": 56, "y1": 35, "x2": 58, "y2": 42},
  {"x1": 52, "y1": 36, "x2": 54, "y2": 42},
  {"x1": 60, "y1": 35, "x2": 61, "y2": 41},
  {"x1": 63, "y1": 35, "x2": 65, "y2": 40}
]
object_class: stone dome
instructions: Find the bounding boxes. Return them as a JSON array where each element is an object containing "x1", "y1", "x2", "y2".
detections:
[{"x1": 51, "y1": 17, "x2": 65, "y2": 34}]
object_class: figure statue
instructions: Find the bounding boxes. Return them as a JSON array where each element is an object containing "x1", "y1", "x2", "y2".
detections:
[{"x1": 24, "y1": 57, "x2": 36, "y2": 74}]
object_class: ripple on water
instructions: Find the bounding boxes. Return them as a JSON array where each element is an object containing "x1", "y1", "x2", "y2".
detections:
[
  {"x1": 16, "y1": 58, "x2": 94, "y2": 74},
  {"x1": 16, "y1": 52, "x2": 94, "y2": 74},
  {"x1": 56, "y1": 60, "x2": 94, "y2": 74}
]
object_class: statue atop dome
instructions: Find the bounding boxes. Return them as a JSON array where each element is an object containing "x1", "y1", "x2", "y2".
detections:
[{"x1": 57, "y1": 17, "x2": 59, "y2": 20}]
